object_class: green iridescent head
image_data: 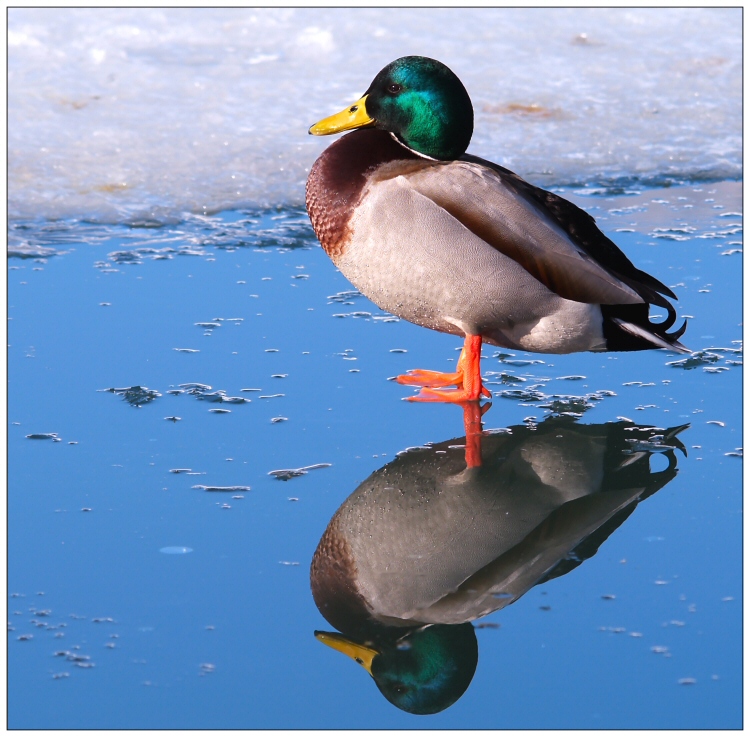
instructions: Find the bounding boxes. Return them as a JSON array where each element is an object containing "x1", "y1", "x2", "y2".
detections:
[
  {"x1": 309, "y1": 56, "x2": 474, "y2": 161},
  {"x1": 316, "y1": 623, "x2": 478, "y2": 715},
  {"x1": 371, "y1": 623, "x2": 478, "y2": 714},
  {"x1": 364, "y1": 56, "x2": 473, "y2": 160}
]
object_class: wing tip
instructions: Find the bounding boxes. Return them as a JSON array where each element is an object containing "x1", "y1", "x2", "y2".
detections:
[{"x1": 611, "y1": 318, "x2": 691, "y2": 353}]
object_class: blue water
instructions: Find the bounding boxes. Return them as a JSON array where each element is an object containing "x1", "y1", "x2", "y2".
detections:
[{"x1": 8, "y1": 181, "x2": 742, "y2": 728}]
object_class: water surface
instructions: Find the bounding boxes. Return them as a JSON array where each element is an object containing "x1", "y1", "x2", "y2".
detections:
[{"x1": 8, "y1": 183, "x2": 742, "y2": 729}]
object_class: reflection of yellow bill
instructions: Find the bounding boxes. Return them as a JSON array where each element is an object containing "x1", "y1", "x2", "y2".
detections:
[
  {"x1": 309, "y1": 95, "x2": 374, "y2": 136},
  {"x1": 314, "y1": 630, "x2": 378, "y2": 675}
]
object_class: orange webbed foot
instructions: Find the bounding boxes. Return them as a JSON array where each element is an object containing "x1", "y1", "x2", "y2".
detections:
[
  {"x1": 399, "y1": 334, "x2": 491, "y2": 404},
  {"x1": 395, "y1": 369, "x2": 462, "y2": 388}
]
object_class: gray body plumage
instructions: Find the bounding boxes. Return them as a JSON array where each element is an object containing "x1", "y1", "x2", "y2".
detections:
[
  {"x1": 320, "y1": 422, "x2": 681, "y2": 626},
  {"x1": 338, "y1": 159, "x2": 653, "y2": 353}
]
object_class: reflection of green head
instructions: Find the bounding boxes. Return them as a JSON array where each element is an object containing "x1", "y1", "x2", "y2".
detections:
[{"x1": 316, "y1": 623, "x2": 478, "y2": 715}]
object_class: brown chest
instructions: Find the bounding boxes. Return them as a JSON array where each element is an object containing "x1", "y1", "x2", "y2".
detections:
[{"x1": 305, "y1": 129, "x2": 423, "y2": 261}]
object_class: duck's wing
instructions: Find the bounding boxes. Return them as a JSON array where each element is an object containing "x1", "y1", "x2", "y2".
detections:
[
  {"x1": 397, "y1": 158, "x2": 640, "y2": 306},
  {"x1": 414, "y1": 485, "x2": 647, "y2": 624},
  {"x1": 458, "y1": 154, "x2": 683, "y2": 337},
  {"x1": 401, "y1": 153, "x2": 682, "y2": 308}
]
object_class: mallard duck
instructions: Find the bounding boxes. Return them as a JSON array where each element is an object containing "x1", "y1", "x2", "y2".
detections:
[
  {"x1": 307, "y1": 56, "x2": 688, "y2": 402},
  {"x1": 311, "y1": 417, "x2": 687, "y2": 713}
]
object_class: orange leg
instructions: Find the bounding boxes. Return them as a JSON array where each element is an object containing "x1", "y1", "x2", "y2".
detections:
[{"x1": 396, "y1": 334, "x2": 492, "y2": 403}]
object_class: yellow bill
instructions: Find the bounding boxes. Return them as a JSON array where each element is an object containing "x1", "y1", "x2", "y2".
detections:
[
  {"x1": 309, "y1": 95, "x2": 374, "y2": 136},
  {"x1": 314, "y1": 630, "x2": 379, "y2": 675}
]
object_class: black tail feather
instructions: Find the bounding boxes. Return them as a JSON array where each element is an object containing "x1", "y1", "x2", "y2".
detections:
[{"x1": 602, "y1": 303, "x2": 689, "y2": 353}]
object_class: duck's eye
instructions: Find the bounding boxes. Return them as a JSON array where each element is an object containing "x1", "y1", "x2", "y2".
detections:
[{"x1": 387, "y1": 83, "x2": 403, "y2": 94}]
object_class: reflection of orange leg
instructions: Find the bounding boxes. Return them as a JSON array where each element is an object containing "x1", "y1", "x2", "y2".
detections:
[
  {"x1": 462, "y1": 401, "x2": 492, "y2": 468},
  {"x1": 396, "y1": 334, "x2": 491, "y2": 403}
]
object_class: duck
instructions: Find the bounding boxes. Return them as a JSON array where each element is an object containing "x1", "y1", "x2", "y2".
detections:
[
  {"x1": 306, "y1": 56, "x2": 688, "y2": 403},
  {"x1": 310, "y1": 415, "x2": 688, "y2": 713}
]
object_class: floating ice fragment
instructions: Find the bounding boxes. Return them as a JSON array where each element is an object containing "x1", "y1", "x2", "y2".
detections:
[
  {"x1": 160, "y1": 546, "x2": 193, "y2": 554},
  {"x1": 192, "y1": 485, "x2": 251, "y2": 492},
  {"x1": 667, "y1": 351, "x2": 722, "y2": 370},
  {"x1": 269, "y1": 463, "x2": 332, "y2": 481},
  {"x1": 327, "y1": 290, "x2": 363, "y2": 303},
  {"x1": 499, "y1": 387, "x2": 547, "y2": 402},
  {"x1": 503, "y1": 358, "x2": 546, "y2": 366},
  {"x1": 101, "y1": 386, "x2": 161, "y2": 407},
  {"x1": 8, "y1": 244, "x2": 63, "y2": 259},
  {"x1": 484, "y1": 371, "x2": 526, "y2": 384}
]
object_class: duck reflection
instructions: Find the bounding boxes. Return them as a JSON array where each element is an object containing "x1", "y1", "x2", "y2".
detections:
[{"x1": 311, "y1": 405, "x2": 687, "y2": 714}]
